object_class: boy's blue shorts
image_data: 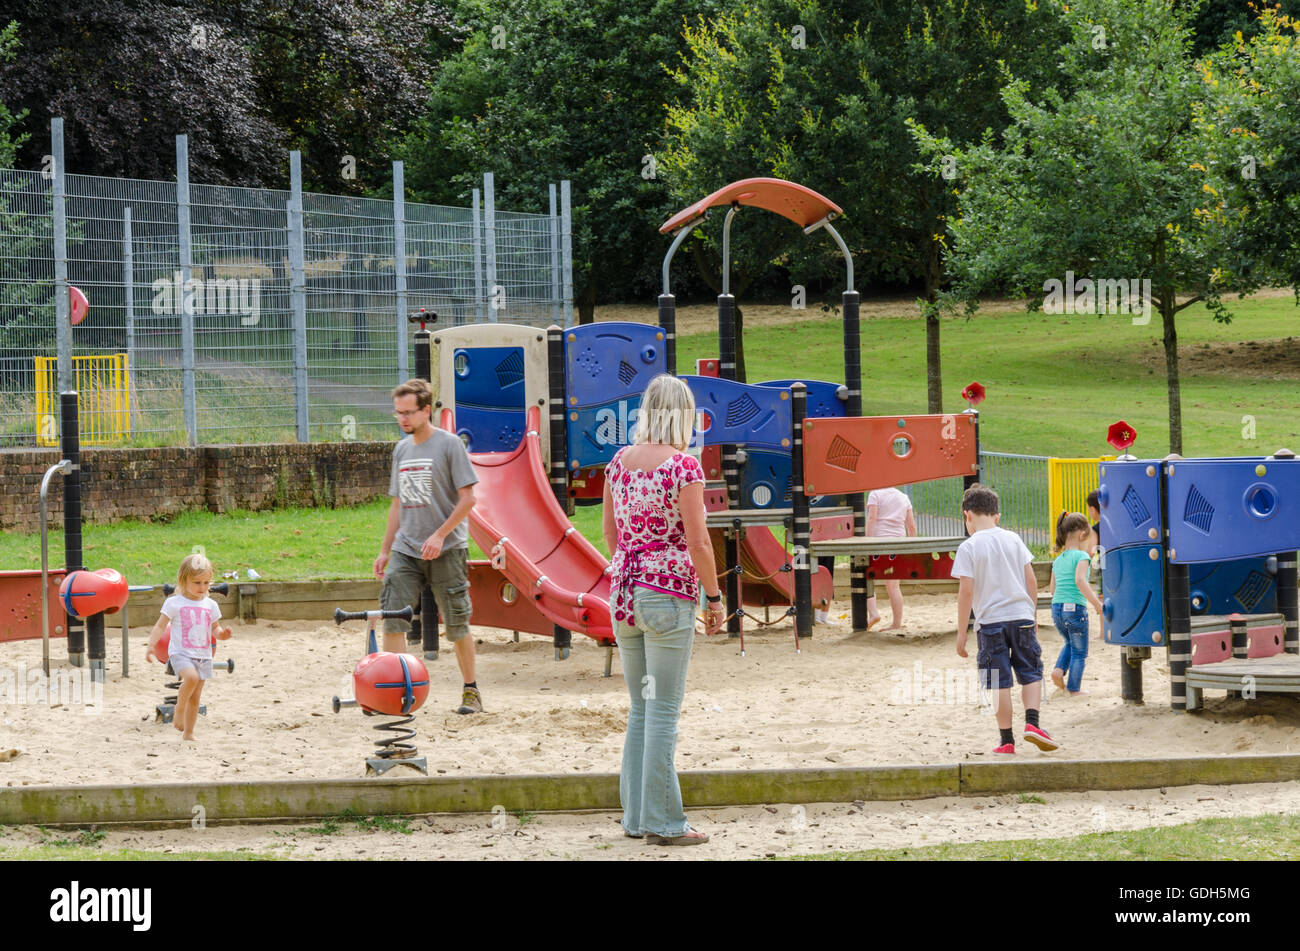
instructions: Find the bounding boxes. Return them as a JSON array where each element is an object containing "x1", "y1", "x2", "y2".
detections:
[{"x1": 976, "y1": 619, "x2": 1042, "y2": 689}]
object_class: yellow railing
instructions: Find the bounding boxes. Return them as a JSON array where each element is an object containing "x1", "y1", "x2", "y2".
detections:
[
  {"x1": 35, "y1": 354, "x2": 131, "y2": 446},
  {"x1": 1047, "y1": 455, "x2": 1114, "y2": 538}
]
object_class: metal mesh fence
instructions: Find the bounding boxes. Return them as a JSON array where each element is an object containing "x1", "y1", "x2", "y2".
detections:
[
  {"x1": 0, "y1": 160, "x2": 570, "y2": 448},
  {"x1": 905, "y1": 452, "x2": 1052, "y2": 551}
]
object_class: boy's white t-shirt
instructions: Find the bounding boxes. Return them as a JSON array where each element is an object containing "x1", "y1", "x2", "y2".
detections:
[
  {"x1": 160, "y1": 594, "x2": 221, "y2": 657},
  {"x1": 867, "y1": 487, "x2": 913, "y2": 537},
  {"x1": 950, "y1": 526, "x2": 1035, "y2": 627}
]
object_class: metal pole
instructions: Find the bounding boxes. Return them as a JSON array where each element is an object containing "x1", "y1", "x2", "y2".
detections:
[
  {"x1": 791, "y1": 383, "x2": 812, "y2": 647},
  {"x1": 547, "y1": 325, "x2": 569, "y2": 510},
  {"x1": 52, "y1": 118, "x2": 71, "y2": 394},
  {"x1": 472, "y1": 188, "x2": 484, "y2": 323},
  {"x1": 560, "y1": 180, "x2": 573, "y2": 327},
  {"x1": 393, "y1": 160, "x2": 409, "y2": 380},
  {"x1": 288, "y1": 152, "x2": 309, "y2": 440},
  {"x1": 40, "y1": 460, "x2": 72, "y2": 678},
  {"x1": 484, "y1": 172, "x2": 497, "y2": 322},
  {"x1": 123, "y1": 207, "x2": 136, "y2": 429},
  {"x1": 176, "y1": 135, "x2": 198, "y2": 445},
  {"x1": 549, "y1": 184, "x2": 560, "y2": 326}
]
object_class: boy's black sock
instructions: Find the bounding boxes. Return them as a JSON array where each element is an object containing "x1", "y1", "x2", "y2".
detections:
[
  {"x1": 999, "y1": 728, "x2": 1014, "y2": 746},
  {"x1": 1025, "y1": 708, "x2": 1040, "y2": 728},
  {"x1": 464, "y1": 681, "x2": 477, "y2": 690}
]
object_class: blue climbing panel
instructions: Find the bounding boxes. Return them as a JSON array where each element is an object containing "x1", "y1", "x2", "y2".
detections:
[
  {"x1": 565, "y1": 323, "x2": 666, "y2": 408},
  {"x1": 740, "y1": 449, "x2": 841, "y2": 510},
  {"x1": 681, "y1": 376, "x2": 792, "y2": 451},
  {"x1": 1101, "y1": 544, "x2": 1166, "y2": 646},
  {"x1": 450, "y1": 346, "x2": 527, "y2": 408},
  {"x1": 566, "y1": 394, "x2": 644, "y2": 470},
  {"x1": 1097, "y1": 458, "x2": 1163, "y2": 551},
  {"x1": 1165, "y1": 457, "x2": 1300, "y2": 563},
  {"x1": 450, "y1": 404, "x2": 527, "y2": 454},
  {"x1": 755, "y1": 380, "x2": 848, "y2": 420},
  {"x1": 1188, "y1": 558, "x2": 1277, "y2": 616}
]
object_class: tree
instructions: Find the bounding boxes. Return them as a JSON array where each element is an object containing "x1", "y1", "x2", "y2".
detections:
[
  {"x1": 660, "y1": 0, "x2": 1067, "y2": 406},
  {"x1": 398, "y1": 0, "x2": 727, "y2": 323},
  {"x1": 911, "y1": 0, "x2": 1266, "y2": 454}
]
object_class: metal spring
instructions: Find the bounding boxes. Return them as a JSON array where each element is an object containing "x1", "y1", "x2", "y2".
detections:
[{"x1": 372, "y1": 713, "x2": 420, "y2": 761}]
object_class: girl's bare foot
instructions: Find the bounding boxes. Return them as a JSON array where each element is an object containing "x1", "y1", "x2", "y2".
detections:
[
  {"x1": 173, "y1": 720, "x2": 185, "y2": 733},
  {"x1": 1050, "y1": 669, "x2": 1065, "y2": 690},
  {"x1": 867, "y1": 612, "x2": 882, "y2": 629},
  {"x1": 1068, "y1": 690, "x2": 1090, "y2": 697},
  {"x1": 182, "y1": 732, "x2": 196, "y2": 741},
  {"x1": 884, "y1": 623, "x2": 904, "y2": 630}
]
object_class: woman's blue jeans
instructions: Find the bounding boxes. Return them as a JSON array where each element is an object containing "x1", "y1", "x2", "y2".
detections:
[
  {"x1": 616, "y1": 587, "x2": 696, "y2": 838},
  {"x1": 1051, "y1": 602, "x2": 1090, "y2": 693}
]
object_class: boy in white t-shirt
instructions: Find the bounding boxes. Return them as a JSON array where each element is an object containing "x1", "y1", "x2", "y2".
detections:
[
  {"x1": 865, "y1": 486, "x2": 917, "y2": 629},
  {"x1": 951, "y1": 485, "x2": 1057, "y2": 755},
  {"x1": 146, "y1": 554, "x2": 232, "y2": 741}
]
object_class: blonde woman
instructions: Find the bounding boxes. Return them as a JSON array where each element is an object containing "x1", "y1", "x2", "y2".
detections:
[{"x1": 602, "y1": 374, "x2": 723, "y2": 846}]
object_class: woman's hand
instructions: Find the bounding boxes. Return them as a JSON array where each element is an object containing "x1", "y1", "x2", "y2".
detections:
[{"x1": 703, "y1": 601, "x2": 725, "y2": 635}]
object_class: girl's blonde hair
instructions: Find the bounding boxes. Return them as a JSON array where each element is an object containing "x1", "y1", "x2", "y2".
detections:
[
  {"x1": 631, "y1": 374, "x2": 696, "y2": 450},
  {"x1": 178, "y1": 552, "x2": 213, "y2": 589}
]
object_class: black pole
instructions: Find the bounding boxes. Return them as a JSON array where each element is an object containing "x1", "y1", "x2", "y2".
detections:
[
  {"x1": 718, "y1": 293, "x2": 741, "y2": 635},
  {"x1": 1278, "y1": 549, "x2": 1299, "y2": 655},
  {"x1": 61, "y1": 391, "x2": 84, "y2": 667},
  {"x1": 791, "y1": 384, "x2": 813, "y2": 643},
  {"x1": 658, "y1": 293, "x2": 676, "y2": 376},
  {"x1": 547, "y1": 325, "x2": 569, "y2": 512},
  {"x1": 409, "y1": 312, "x2": 439, "y2": 657},
  {"x1": 420, "y1": 584, "x2": 439, "y2": 661},
  {"x1": 1119, "y1": 647, "x2": 1145, "y2": 705},
  {"x1": 841, "y1": 290, "x2": 868, "y2": 630},
  {"x1": 1167, "y1": 562, "x2": 1191, "y2": 711}
]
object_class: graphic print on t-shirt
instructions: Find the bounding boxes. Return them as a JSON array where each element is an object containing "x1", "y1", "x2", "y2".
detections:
[
  {"x1": 177, "y1": 605, "x2": 211, "y2": 650},
  {"x1": 399, "y1": 459, "x2": 435, "y2": 509}
]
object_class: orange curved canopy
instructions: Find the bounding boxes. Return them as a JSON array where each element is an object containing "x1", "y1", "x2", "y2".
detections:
[{"x1": 659, "y1": 178, "x2": 843, "y2": 234}]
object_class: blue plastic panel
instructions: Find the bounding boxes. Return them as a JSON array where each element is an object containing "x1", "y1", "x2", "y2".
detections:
[
  {"x1": 740, "y1": 449, "x2": 841, "y2": 509},
  {"x1": 452, "y1": 404, "x2": 526, "y2": 454},
  {"x1": 565, "y1": 323, "x2": 666, "y2": 408},
  {"x1": 566, "y1": 395, "x2": 644, "y2": 470},
  {"x1": 449, "y1": 346, "x2": 526, "y2": 408},
  {"x1": 1166, "y1": 457, "x2": 1300, "y2": 563},
  {"x1": 755, "y1": 380, "x2": 847, "y2": 419},
  {"x1": 1101, "y1": 544, "x2": 1166, "y2": 646},
  {"x1": 681, "y1": 375, "x2": 792, "y2": 451},
  {"x1": 1097, "y1": 458, "x2": 1163, "y2": 550},
  {"x1": 1188, "y1": 557, "x2": 1277, "y2": 616}
]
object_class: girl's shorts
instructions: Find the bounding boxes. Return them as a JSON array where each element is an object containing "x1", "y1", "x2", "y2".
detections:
[{"x1": 169, "y1": 653, "x2": 213, "y2": 680}]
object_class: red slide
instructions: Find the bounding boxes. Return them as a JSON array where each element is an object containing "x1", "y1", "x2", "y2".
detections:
[{"x1": 441, "y1": 407, "x2": 615, "y2": 644}]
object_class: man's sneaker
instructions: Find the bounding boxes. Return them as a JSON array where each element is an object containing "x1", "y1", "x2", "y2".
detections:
[
  {"x1": 993, "y1": 742, "x2": 1015, "y2": 755},
  {"x1": 457, "y1": 687, "x2": 483, "y2": 714},
  {"x1": 1023, "y1": 723, "x2": 1058, "y2": 751}
]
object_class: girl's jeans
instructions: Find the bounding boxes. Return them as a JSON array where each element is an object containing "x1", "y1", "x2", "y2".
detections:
[
  {"x1": 616, "y1": 587, "x2": 696, "y2": 838},
  {"x1": 1051, "y1": 602, "x2": 1089, "y2": 692}
]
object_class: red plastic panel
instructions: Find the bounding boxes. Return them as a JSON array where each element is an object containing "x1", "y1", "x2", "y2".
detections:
[
  {"x1": 660, "y1": 178, "x2": 843, "y2": 234},
  {"x1": 866, "y1": 552, "x2": 956, "y2": 580},
  {"x1": 802, "y1": 413, "x2": 978, "y2": 496},
  {"x1": 1190, "y1": 630, "x2": 1232, "y2": 666},
  {"x1": 1248, "y1": 624, "x2": 1285, "y2": 659},
  {"x1": 568, "y1": 467, "x2": 605, "y2": 501},
  {"x1": 467, "y1": 562, "x2": 554, "y2": 637},
  {"x1": 0, "y1": 570, "x2": 68, "y2": 643}
]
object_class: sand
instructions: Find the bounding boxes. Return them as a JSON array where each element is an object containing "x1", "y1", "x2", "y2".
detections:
[{"x1": 3, "y1": 593, "x2": 1299, "y2": 791}]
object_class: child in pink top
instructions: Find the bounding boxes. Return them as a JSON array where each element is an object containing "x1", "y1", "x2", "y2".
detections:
[{"x1": 866, "y1": 486, "x2": 917, "y2": 629}]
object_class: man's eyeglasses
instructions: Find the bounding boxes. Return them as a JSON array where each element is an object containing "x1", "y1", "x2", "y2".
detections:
[{"x1": 393, "y1": 409, "x2": 426, "y2": 418}]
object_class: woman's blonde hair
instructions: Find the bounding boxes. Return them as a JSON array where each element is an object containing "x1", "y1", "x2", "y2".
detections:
[
  {"x1": 631, "y1": 374, "x2": 696, "y2": 450},
  {"x1": 178, "y1": 552, "x2": 213, "y2": 588}
]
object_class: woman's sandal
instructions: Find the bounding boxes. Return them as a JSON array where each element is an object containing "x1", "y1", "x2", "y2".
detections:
[{"x1": 645, "y1": 828, "x2": 709, "y2": 846}]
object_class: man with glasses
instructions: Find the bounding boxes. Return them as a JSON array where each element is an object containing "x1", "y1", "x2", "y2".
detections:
[{"x1": 374, "y1": 378, "x2": 484, "y2": 714}]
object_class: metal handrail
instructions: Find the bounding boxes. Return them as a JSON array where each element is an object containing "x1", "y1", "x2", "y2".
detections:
[{"x1": 40, "y1": 458, "x2": 73, "y2": 678}]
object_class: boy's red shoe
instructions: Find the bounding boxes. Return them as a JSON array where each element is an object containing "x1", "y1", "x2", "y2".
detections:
[
  {"x1": 1023, "y1": 724, "x2": 1058, "y2": 751},
  {"x1": 992, "y1": 742, "x2": 1015, "y2": 755}
]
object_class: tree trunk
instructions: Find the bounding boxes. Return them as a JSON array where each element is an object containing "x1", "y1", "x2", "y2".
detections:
[
  {"x1": 1161, "y1": 293, "x2": 1183, "y2": 455},
  {"x1": 577, "y1": 282, "x2": 596, "y2": 325},
  {"x1": 924, "y1": 235, "x2": 943, "y2": 413}
]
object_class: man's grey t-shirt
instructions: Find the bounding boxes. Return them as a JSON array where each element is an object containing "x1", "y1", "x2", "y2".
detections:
[{"x1": 390, "y1": 429, "x2": 479, "y2": 558}]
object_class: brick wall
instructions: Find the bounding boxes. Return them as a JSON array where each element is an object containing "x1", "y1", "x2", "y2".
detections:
[{"x1": 0, "y1": 442, "x2": 393, "y2": 532}]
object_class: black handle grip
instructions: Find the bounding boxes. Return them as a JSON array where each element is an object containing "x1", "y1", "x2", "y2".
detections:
[
  {"x1": 162, "y1": 582, "x2": 229, "y2": 597},
  {"x1": 407, "y1": 311, "x2": 438, "y2": 324},
  {"x1": 333, "y1": 606, "x2": 414, "y2": 625}
]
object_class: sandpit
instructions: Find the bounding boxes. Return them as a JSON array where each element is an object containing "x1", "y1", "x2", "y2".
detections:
[{"x1": 3, "y1": 594, "x2": 1299, "y2": 791}]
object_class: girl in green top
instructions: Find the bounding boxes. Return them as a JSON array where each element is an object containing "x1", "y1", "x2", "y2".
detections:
[{"x1": 1048, "y1": 512, "x2": 1105, "y2": 694}]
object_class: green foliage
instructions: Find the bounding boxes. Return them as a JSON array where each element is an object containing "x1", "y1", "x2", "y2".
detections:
[{"x1": 0, "y1": 22, "x2": 26, "y2": 167}]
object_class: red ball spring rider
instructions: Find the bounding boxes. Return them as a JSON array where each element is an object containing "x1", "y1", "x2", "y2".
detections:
[{"x1": 58, "y1": 568, "x2": 129, "y2": 619}]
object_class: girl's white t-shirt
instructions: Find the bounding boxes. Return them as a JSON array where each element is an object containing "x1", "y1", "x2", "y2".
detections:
[
  {"x1": 867, "y1": 487, "x2": 913, "y2": 537},
  {"x1": 160, "y1": 594, "x2": 221, "y2": 656}
]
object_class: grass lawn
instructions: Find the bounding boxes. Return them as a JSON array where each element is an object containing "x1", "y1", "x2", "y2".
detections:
[
  {"x1": 782, "y1": 812, "x2": 1300, "y2": 860},
  {"x1": 3, "y1": 294, "x2": 1298, "y2": 577}
]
